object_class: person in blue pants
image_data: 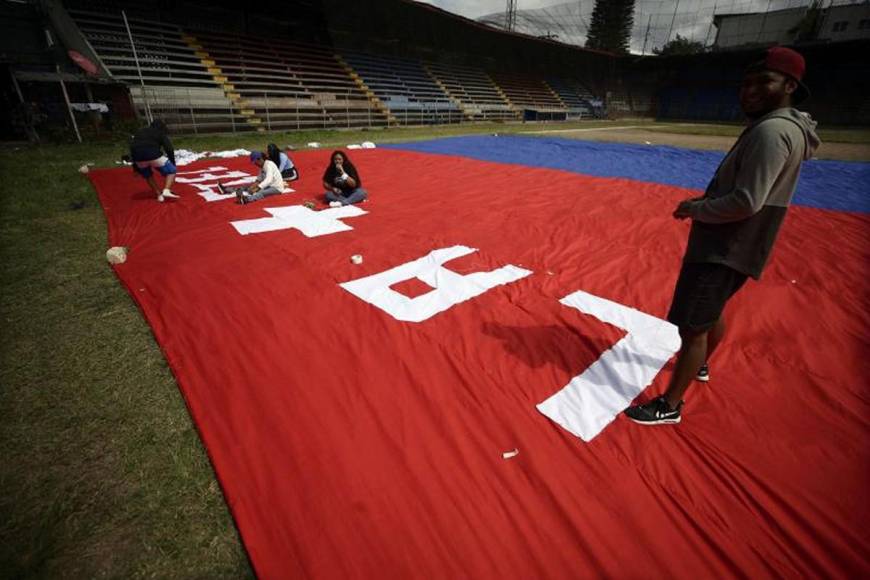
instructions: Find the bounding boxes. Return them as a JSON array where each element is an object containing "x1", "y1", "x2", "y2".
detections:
[
  {"x1": 218, "y1": 152, "x2": 285, "y2": 205},
  {"x1": 267, "y1": 143, "x2": 299, "y2": 182},
  {"x1": 129, "y1": 119, "x2": 179, "y2": 202}
]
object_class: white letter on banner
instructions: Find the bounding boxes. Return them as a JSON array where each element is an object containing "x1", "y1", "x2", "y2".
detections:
[
  {"x1": 340, "y1": 246, "x2": 532, "y2": 323},
  {"x1": 176, "y1": 166, "x2": 295, "y2": 202},
  {"x1": 231, "y1": 205, "x2": 367, "y2": 237},
  {"x1": 537, "y1": 290, "x2": 680, "y2": 442},
  {"x1": 175, "y1": 170, "x2": 252, "y2": 184},
  {"x1": 176, "y1": 166, "x2": 228, "y2": 175}
]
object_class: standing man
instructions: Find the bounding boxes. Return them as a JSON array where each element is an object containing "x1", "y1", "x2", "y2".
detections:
[
  {"x1": 130, "y1": 119, "x2": 179, "y2": 203},
  {"x1": 625, "y1": 47, "x2": 820, "y2": 425}
]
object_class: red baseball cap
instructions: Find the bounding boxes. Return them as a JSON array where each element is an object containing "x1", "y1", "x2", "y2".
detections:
[{"x1": 747, "y1": 46, "x2": 810, "y2": 104}]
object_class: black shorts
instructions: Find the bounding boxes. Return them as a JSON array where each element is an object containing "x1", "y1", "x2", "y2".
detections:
[{"x1": 667, "y1": 263, "x2": 748, "y2": 332}]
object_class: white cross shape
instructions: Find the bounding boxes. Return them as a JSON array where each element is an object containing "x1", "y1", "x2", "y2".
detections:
[{"x1": 231, "y1": 204, "x2": 367, "y2": 237}]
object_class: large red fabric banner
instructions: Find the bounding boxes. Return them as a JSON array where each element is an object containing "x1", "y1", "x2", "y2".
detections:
[{"x1": 90, "y1": 148, "x2": 870, "y2": 578}]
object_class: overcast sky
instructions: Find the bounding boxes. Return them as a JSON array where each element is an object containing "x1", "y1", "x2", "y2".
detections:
[
  {"x1": 415, "y1": 0, "x2": 817, "y2": 52},
  {"x1": 416, "y1": 1, "x2": 809, "y2": 21}
]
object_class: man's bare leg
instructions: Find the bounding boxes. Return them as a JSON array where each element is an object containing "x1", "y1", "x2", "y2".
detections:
[
  {"x1": 663, "y1": 329, "x2": 708, "y2": 409},
  {"x1": 160, "y1": 173, "x2": 179, "y2": 199},
  {"x1": 705, "y1": 317, "x2": 726, "y2": 361},
  {"x1": 145, "y1": 175, "x2": 161, "y2": 197}
]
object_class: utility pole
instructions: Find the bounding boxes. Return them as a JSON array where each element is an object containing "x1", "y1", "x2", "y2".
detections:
[
  {"x1": 704, "y1": 1, "x2": 718, "y2": 48},
  {"x1": 641, "y1": 13, "x2": 652, "y2": 55},
  {"x1": 665, "y1": 0, "x2": 681, "y2": 46},
  {"x1": 756, "y1": 0, "x2": 774, "y2": 44},
  {"x1": 505, "y1": 0, "x2": 517, "y2": 32},
  {"x1": 123, "y1": 10, "x2": 152, "y2": 123}
]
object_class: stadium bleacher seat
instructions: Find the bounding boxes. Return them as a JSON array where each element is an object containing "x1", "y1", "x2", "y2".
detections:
[
  {"x1": 192, "y1": 32, "x2": 388, "y2": 130},
  {"x1": 546, "y1": 77, "x2": 599, "y2": 119},
  {"x1": 487, "y1": 71, "x2": 567, "y2": 115},
  {"x1": 424, "y1": 61, "x2": 518, "y2": 122},
  {"x1": 64, "y1": 1, "x2": 612, "y2": 133},
  {"x1": 68, "y1": 8, "x2": 246, "y2": 132},
  {"x1": 341, "y1": 52, "x2": 461, "y2": 125}
]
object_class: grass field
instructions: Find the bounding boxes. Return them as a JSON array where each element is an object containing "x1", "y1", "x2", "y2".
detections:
[{"x1": 1, "y1": 119, "x2": 868, "y2": 579}]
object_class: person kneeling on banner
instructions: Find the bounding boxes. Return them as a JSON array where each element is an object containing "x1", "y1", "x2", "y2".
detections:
[
  {"x1": 129, "y1": 119, "x2": 179, "y2": 203},
  {"x1": 323, "y1": 150, "x2": 367, "y2": 207},
  {"x1": 218, "y1": 151, "x2": 285, "y2": 205},
  {"x1": 267, "y1": 143, "x2": 299, "y2": 183}
]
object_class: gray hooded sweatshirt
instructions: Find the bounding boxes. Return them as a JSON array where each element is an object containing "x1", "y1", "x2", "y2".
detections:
[{"x1": 684, "y1": 108, "x2": 820, "y2": 279}]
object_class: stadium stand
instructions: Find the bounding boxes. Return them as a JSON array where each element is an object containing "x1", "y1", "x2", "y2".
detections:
[
  {"x1": 424, "y1": 61, "x2": 518, "y2": 122},
  {"x1": 190, "y1": 33, "x2": 388, "y2": 130},
  {"x1": 56, "y1": 0, "x2": 609, "y2": 132},
  {"x1": 340, "y1": 51, "x2": 461, "y2": 126},
  {"x1": 486, "y1": 71, "x2": 567, "y2": 119},
  {"x1": 66, "y1": 8, "x2": 245, "y2": 133},
  {"x1": 546, "y1": 77, "x2": 598, "y2": 118},
  {"x1": 5, "y1": 0, "x2": 863, "y2": 140}
]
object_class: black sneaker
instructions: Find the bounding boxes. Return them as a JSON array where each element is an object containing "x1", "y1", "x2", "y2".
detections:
[
  {"x1": 217, "y1": 182, "x2": 227, "y2": 195},
  {"x1": 624, "y1": 396, "x2": 682, "y2": 425},
  {"x1": 235, "y1": 189, "x2": 246, "y2": 204},
  {"x1": 696, "y1": 363, "x2": 710, "y2": 382}
]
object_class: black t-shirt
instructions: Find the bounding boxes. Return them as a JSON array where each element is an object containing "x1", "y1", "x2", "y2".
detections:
[
  {"x1": 130, "y1": 127, "x2": 175, "y2": 164},
  {"x1": 323, "y1": 162, "x2": 361, "y2": 193}
]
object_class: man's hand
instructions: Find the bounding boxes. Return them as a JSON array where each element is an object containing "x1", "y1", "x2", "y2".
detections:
[
  {"x1": 332, "y1": 187, "x2": 342, "y2": 195},
  {"x1": 250, "y1": 185, "x2": 260, "y2": 194},
  {"x1": 673, "y1": 198, "x2": 701, "y2": 220}
]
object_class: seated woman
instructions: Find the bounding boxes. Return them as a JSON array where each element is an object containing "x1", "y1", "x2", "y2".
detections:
[
  {"x1": 217, "y1": 151, "x2": 285, "y2": 205},
  {"x1": 267, "y1": 143, "x2": 299, "y2": 182},
  {"x1": 323, "y1": 150, "x2": 367, "y2": 206}
]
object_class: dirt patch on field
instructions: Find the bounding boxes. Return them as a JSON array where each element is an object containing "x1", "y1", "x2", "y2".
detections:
[{"x1": 527, "y1": 127, "x2": 870, "y2": 162}]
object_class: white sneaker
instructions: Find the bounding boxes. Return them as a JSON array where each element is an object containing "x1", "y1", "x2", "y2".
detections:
[
  {"x1": 329, "y1": 201, "x2": 343, "y2": 208},
  {"x1": 157, "y1": 194, "x2": 165, "y2": 203},
  {"x1": 162, "y1": 190, "x2": 180, "y2": 199}
]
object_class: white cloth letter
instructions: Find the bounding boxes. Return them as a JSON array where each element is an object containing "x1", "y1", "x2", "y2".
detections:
[{"x1": 340, "y1": 246, "x2": 532, "y2": 323}]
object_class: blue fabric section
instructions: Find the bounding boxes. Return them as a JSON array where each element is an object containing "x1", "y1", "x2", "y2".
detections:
[
  {"x1": 157, "y1": 160, "x2": 177, "y2": 176},
  {"x1": 132, "y1": 163, "x2": 152, "y2": 178},
  {"x1": 385, "y1": 135, "x2": 870, "y2": 213}
]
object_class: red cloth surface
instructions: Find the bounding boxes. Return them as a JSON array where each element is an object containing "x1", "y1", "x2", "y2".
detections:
[{"x1": 90, "y1": 149, "x2": 870, "y2": 579}]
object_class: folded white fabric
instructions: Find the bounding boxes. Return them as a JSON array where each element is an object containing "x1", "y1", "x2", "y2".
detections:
[{"x1": 174, "y1": 149, "x2": 251, "y2": 166}]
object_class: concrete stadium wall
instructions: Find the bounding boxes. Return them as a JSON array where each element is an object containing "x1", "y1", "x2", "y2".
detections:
[{"x1": 627, "y1": 40, "x2": 870, "y2": 126}]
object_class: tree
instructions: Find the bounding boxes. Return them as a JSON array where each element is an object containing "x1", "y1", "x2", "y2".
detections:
[
  {"x1": 585, "y1": 0, "x2": 635, "y2": 54},
  {"x1": 789, "y1": 0, "x2": 824, "y2": 42},
  {"x1": 653, "y1": 34, "x2": 706, "y2": 56}
]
